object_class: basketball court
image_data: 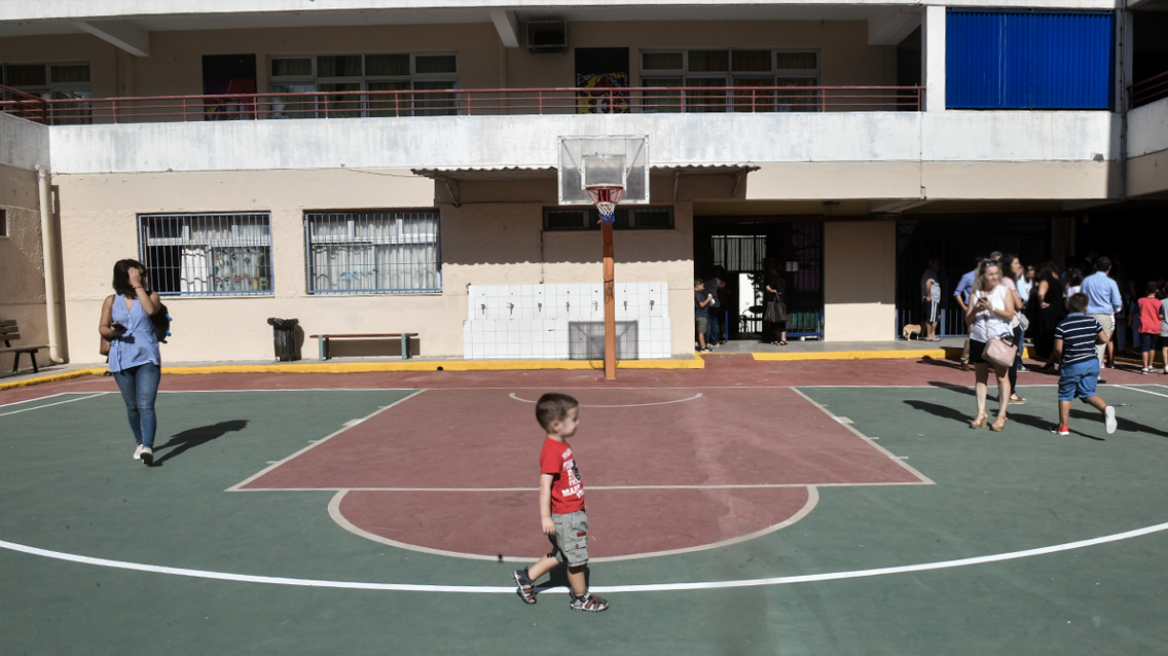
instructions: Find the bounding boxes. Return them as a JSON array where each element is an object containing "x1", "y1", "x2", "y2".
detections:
[{"x1": 2, "y1": 358, "x2": 1167, "y2": 655}]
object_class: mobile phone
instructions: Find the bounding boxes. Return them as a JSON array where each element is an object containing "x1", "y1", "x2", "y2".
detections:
[{"x1": 110, "y1": 322, "x2": 126, "y2": 331}]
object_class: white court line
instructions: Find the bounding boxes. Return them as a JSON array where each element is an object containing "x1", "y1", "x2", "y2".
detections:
[
  {"x1": 239, "y1": 482, "x2": 922, "y2": 493},
  {"x1": 0, "y1": 392, "x2": 69, "y2": 408},
  {"x1": 2, "y1": 520, "x2": 1165, "y2": 594},
  {"x1": 1112, "y1": 385, "x2": 1168, "y2": 399},
  {"x1": 224, "y1": 389, "x2": 425, "y2": 492},
  {"x1": 508, "y1": 392, "x2": 702, "y2": 407},
  {"x1": 791, "y1": 388, "x2": 934, "y2": 486},
  {"x1": 0, "y1": 393, "x2": 109, "y2": 418}
]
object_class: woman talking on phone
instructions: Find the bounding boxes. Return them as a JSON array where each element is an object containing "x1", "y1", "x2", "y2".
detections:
[
  {"x1": 99, "y1": 259, "x2": 162, "y2": 465},
  {"x1": 966, "y1": 259, "x2": 1020, "y2": 432}
]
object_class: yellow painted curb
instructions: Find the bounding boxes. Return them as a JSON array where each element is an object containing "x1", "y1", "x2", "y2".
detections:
[
  {"x1": 161, "y1": 355, "x2": 705, "y2": 374},
  {"x1": 0, "y1": 356, "x2": 705, "y2": 389},
  {"x1": 753, "y1": 349, "x2": 953, "y2": 362},
  {"x1": 0, "y1": 368, "x2": 105, "y2": 391}
]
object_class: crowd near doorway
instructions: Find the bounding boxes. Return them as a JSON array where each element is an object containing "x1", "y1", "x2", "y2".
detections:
[
  {"x1": 695, "y1": 219, "x2": 825, "y2": 342},
  {"x1": 894, "y1": 217, "x2": 1051, "y2": 337}
]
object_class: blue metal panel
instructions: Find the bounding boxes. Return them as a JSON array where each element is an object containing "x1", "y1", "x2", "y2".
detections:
[{"x1": 947, "y1": 10, "x2": 1114, "y2": 110}]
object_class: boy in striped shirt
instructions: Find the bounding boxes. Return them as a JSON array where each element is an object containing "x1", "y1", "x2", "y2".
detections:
[{"x1": 1051, "y1": 293, "x2": 1117, "y2": 436}]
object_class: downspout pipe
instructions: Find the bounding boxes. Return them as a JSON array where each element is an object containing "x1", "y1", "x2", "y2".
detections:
[{"x1": 36, "y1": 165, "x2": 65, "y2": 364}]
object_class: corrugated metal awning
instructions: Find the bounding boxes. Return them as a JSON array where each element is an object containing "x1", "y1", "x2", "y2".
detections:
[{"x1": 412, "y1": 164, "x2": 758, "y2": 181}]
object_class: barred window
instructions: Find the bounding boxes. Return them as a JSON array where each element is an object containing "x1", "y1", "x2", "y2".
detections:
[
  {"x1": 305, "y1": 210, "x2": 441, "y2": 294},
  {"x1": 543, "y1": 206, "x2": 674, "y2": 231},
  {"x1": 138, "y1": 213, "x2": 273, "y2": 295}
]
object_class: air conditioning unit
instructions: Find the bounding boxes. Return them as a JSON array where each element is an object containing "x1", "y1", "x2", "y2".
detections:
[{"x1": 527, "y1": 20, "x2": 567, "y2": 54}]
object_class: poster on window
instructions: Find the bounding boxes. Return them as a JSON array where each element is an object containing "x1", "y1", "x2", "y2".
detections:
[
  {"x1": 575, "y1": 48, "x2": 629, "y2": 114},
  {"x1": 202, "y1": 54, "x2": 257, "y2": 121}
]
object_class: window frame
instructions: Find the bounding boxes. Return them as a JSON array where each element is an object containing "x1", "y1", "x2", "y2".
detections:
[
  {"x1": 1, "y1": 62, "x2": 93, "y2": 124},
  {"x1": 303, "y1": 209, "x2": 443, "y2": 295},
  {"x1": 639, "y1": 49, "x2": 820, "y2": 113},
  {"x1": 138, "y1": 212, "x2": 275, "y2": 297},
  {"x1": 269, "y1": 53, "x2": 459, "y2": 118},
  {"x1": 542, "y1": 206, "x2": 675, "y2": 232}
]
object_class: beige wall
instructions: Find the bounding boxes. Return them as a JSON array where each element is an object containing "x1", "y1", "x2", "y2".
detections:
[
  {"x1": 2, "y1": 20, "x2": 891, "y2": 104},
  {"x1": 823, "y1": 220, "x2": 895, "y2": 342},
  {"x1": 0, "y1": 164, "x2": 51, "y2": 370},
  {"x1": 1127, "y1": 148, "x2": 1168, "y2": 199},
  {"x1": 54, "y1": 169, "x2": 695, "y2": 363}
]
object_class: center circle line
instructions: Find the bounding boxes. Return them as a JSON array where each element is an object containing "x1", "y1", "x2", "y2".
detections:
[
  {"x1": 508, "y1": 392, "x2": 703, "y2": 407},
  {"x1": 2, "y1": 520, "x2": 1165, "y2": 594}
]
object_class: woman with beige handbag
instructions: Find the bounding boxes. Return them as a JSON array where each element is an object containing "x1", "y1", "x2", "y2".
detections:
[{"x1": 966, "y1": 259, "x2": 1021, "y2": 432}]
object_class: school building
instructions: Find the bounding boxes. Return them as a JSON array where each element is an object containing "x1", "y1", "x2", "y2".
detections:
[{"x1": 2, "y1": 0, "x2": 1166, "y2": 367}]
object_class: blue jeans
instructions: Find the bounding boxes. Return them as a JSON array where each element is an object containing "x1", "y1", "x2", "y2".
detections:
[
  {"x1": 706, "y1": 311, "x2": 722, "y2": 345},
  {"x1": 1058, "y1": 359, "x2": 1099, "y2": 401},
  {"x1": 111, "y1": 363, "x2": 160, "y2": 449}
]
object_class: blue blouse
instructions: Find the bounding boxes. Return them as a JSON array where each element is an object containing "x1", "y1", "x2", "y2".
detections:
[{"x1": 108, "y1": 294, "x2": 161, "y2": 373}]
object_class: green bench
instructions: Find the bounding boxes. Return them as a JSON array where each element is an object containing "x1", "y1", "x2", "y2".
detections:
[
  {"x1": 309, "y1": 333, "x2": 419, "y2": 361},
  {"x1": 1, "y1": 320, "x2": 48, "y2": 374}
]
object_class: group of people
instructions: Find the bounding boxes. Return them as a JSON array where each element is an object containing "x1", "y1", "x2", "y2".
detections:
[
  {"x1": 927, "y1": 252, "x2": 1167, "y2": 435},
  {"x1": 695, "y1": 262, "x2": 789, "y2": 352}
]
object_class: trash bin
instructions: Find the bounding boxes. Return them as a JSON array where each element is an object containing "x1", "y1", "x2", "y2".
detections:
[{"x1": 267, "y1": 317, "x2": 299, "y2": 362}]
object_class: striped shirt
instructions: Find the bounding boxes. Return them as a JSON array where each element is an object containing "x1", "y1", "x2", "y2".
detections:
[{"x1": 1054, "y1": 313, "x2": 1102, "y2": 366}]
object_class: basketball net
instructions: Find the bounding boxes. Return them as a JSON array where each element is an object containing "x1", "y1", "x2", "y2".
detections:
[{"x1": 586, "y1": 185, "x2": 624, "y2": 225}]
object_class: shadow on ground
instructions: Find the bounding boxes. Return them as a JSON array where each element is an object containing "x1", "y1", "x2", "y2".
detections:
[{"x1": 152, "y1": 420, "x2": 249, "y2": 466}]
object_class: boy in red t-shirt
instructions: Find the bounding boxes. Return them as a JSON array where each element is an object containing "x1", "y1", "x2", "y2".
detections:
[
  {"x1": 512, "y1": 393, "x2": 609, "y2": 612},
  {"x1": 1137, "y1": 281, "x2": 1165, "y2": 374}
]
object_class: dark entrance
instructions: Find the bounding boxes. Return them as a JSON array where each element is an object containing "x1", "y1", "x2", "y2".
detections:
[
  {"x1": 895, "y1": 217, "x2": 1052, "y2": 337},
  {"x1": 695, "y1": 219, "x2": 825, "y2": 341}
]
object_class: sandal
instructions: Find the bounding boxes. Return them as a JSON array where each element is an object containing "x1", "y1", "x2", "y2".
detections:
[
  {"x1": 970, "y1": 413, "x2": 988, "y2": 429},
  {"x1": 990, "y1": 416, "x2": 1008, "y2": 432},
  {"x1": 779, "y1": 340, "x2": 788, "y2": 346},
  {"x1": 512, "y1": 569, "x2": 537, "y2": 605},
  {"x1": 1008, "y1": 396, "x2": 1027, "y2": 405}
]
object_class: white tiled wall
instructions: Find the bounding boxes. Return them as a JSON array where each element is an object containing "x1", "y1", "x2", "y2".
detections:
[{"x1": 463, "y1": 282, "x2": 671, "y2": 359}]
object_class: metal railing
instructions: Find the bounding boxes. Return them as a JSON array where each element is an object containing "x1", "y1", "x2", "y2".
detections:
[
  {"x1": 1129, "y1": 70, "x2": 1168, "y2": 109},
  {"x1": 1, "y1": 84, "x2": 924, "y2": 125}
]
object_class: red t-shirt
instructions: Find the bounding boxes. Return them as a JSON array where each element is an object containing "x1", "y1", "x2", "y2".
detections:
[
  {"x1": 1138, "y1": 297, "x2": 1162, "y2": 334},
  {"x1": 539, "y1": 437, "x2": 585, "y2": 514}
]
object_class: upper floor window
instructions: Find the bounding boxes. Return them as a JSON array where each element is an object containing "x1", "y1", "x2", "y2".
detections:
[
  {"x1": 1, "y1": 62, "x2": 92, "y2": 124},
  {"x1": 139, "y1": 213, "x2": 273, "y2": 296},
  {"x1": 640, "y1": 50, "x2": 819, "y2": 113},
  {"x1": 269, "y1": 54, "x2": 458, "y2": 119}
]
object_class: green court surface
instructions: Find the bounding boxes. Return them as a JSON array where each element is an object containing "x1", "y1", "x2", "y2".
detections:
[{"x1": 2, "y1": 384, "x2": 1167, "y2": 655}]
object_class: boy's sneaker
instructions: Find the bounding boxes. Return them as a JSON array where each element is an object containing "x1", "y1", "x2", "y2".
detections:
[
  {"x1": 512, "y1": 569, "x2": 536, "y2": 605},
  {"x1": 1052, "y1": 425, "x2": 1070, "y2": 436},
  {"x1": 569, "y1": 592, "x2": 609, "y2": 613},
  {"x1": 1104, "y1": 406, "x2": 1117, "y2": 435},
  {"x1": 1017, "y1": 365, "x2": 1030, "y2": 373},
  {"x1": 140, "y1": 448, "x2": 153, "y2": 466}
]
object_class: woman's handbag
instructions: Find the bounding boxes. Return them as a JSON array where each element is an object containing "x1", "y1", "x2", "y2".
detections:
[
  {"x1": 99, "y1": 336, "x2": 110, "y2": 356},
  {"x1": 983, "y1": 333, "x2": 1017, "y2": 369},
  {"x1": 764, "y1": 299, "x2": 788, "y2": 323}
]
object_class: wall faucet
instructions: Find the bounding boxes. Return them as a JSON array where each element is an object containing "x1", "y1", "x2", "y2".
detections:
[{"x1": 480, "y1": 303, "x2": 486, "y2": 316}]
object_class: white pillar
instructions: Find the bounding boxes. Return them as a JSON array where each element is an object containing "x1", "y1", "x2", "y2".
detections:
[{"x1": 922, "y1": 5, "x2": 946, "y2": 112}]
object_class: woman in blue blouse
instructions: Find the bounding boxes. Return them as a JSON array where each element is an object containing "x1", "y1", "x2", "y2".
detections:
[{"x1": 99, "y1": 260, "x2": 162, "y2": 465}]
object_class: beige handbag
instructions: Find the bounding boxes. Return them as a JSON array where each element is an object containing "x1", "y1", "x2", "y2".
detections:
[{"x1": 983, "y1": 333, "x2": 1017, "y2": 369}]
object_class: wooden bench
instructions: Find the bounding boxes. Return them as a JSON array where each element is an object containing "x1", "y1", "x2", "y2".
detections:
[
  {"x1": 1, "y1": 320, "x2": 49, "y2": 374},
  {"x1": 308, "y1": 333, "x2": 419, "y2": 361}
]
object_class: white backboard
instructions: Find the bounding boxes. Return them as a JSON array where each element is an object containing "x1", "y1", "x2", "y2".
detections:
[{"x1": 558, "y1": 136, "x2": 649, "y2": 205}]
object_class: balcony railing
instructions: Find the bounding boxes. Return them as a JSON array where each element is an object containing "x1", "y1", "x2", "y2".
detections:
[
  {"x1": 2, "y1": 84, "x2": 923, "y2": 125},
  {"x1": 1129, "y1": 70, "x2": 1168, "y2": 109}
]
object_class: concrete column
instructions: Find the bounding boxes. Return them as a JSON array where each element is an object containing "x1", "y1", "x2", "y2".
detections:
[
  {"x1": 922, "y1": 5, "x2": 946, "y2": 112},
  {"x1": 823, "y1": 221, "x2": 896, "y2": 342}
]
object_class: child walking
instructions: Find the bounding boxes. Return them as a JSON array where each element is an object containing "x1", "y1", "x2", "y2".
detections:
[
  {"x1": 1051, "y1": 293, "x2": 1117, "y2": 436},
  {"x1": 512, "y1": 393, "x2": 609, "y2": 612},
  {"x1": 1136, "y1": 281, "x2": 1165, "y2": 374}
]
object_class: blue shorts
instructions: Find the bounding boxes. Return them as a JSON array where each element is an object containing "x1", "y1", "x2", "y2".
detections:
[
  {"x1": 1139, "y1": 332, "x2": 1157, "y2": 353},
  {"x1": 1058, "y1": 359, "x2": 1100, "y2": 402}
]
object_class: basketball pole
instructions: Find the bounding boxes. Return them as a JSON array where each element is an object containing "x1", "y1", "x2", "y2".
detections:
[{"x1": 602, "y1": 222, "x2": 617, "y2": 381}]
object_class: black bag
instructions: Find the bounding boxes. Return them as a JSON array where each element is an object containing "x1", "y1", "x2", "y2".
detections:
[
  {"x1": 150, "y1": 303, "x2": 171, "y2": 343},
  {"x1": 764, "y1": 300, "x2": 787, "y2": 323}
]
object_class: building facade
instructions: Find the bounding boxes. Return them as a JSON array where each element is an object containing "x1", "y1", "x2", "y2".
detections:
[{"x1": 2, "y1": 0, "x2": 1166, "y2": 367}]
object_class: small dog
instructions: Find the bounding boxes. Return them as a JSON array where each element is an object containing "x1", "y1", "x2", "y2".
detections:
[{"x1": 902, "y1": 324, "x2": 922, "y2": 340}]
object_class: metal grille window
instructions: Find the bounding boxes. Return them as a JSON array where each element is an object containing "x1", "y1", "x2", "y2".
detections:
[
  {"x1": 139, "y1": 213, "x2": 273, "y2": 296},
  {"x1": 305, "y1": 210, "x2": 441, "y2": 294},
  {"x1": 543, "y1": 206, "x2": 674, "y2": 231}
]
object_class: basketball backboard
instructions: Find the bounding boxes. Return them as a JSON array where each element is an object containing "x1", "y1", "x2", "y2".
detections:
[{"x1": 558, "y1": 136, "x2": 649, "y2": 205}]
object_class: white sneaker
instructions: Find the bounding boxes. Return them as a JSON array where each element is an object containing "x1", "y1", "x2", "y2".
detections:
[
  {"x1": 1104, "y1": 406, "x2": 1117, "y2": 435},
  {"x1": 140, "y1": 447, "x2": 154, "y2": 466},
  {"x1": 133, "y1": 444, "x2": 143, "y2": 460}
]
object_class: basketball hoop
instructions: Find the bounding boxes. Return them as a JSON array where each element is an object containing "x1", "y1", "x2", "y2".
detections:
[{"x1": 586, "y1": 185, "x2": 624, "y2": 225}]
